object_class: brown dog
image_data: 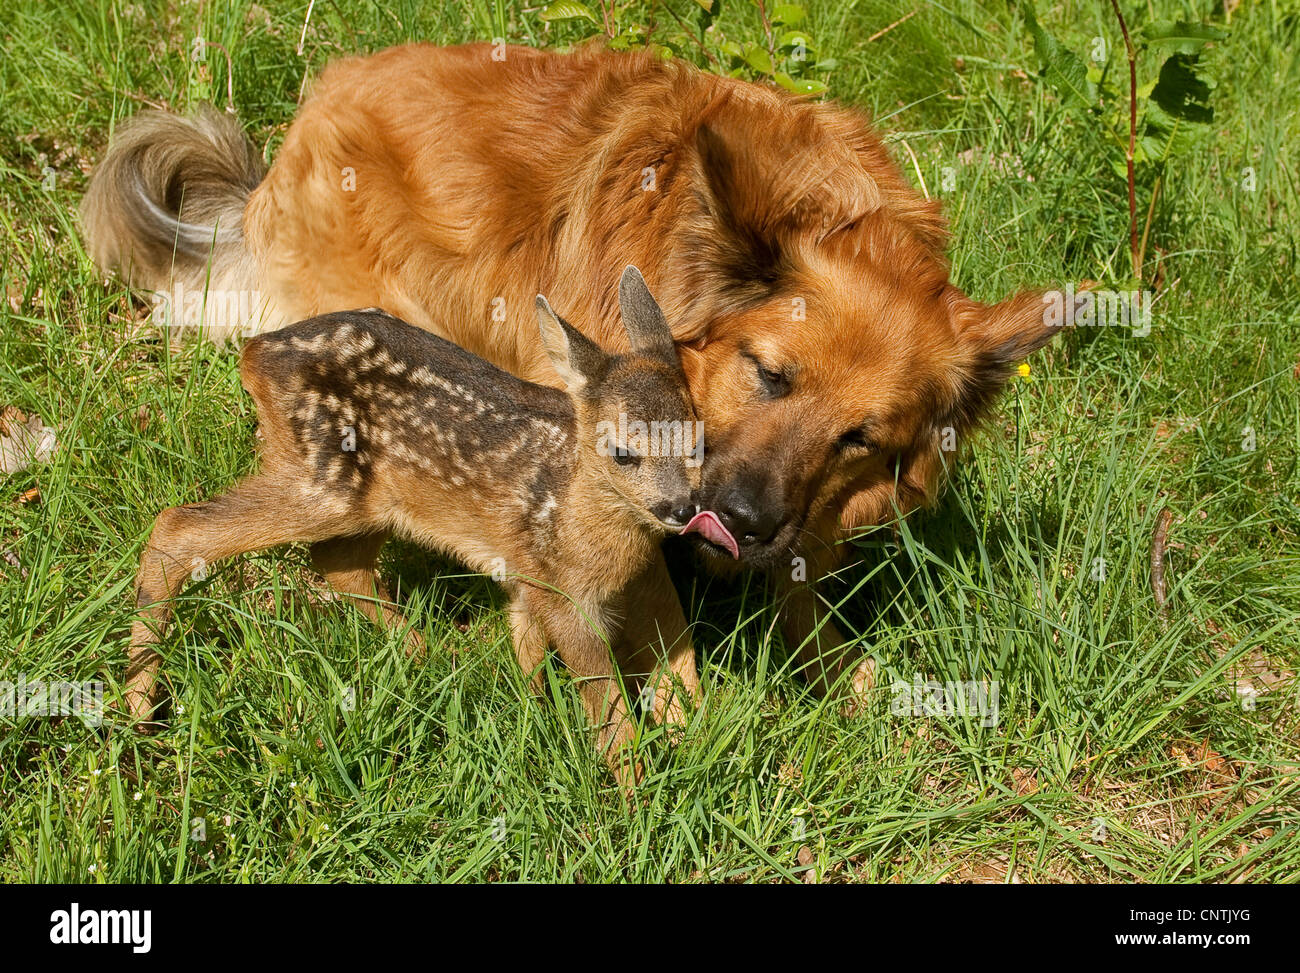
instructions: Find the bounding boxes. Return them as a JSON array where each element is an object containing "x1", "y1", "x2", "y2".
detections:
[{"x1": 84, "y1": 42, "x2": 1062, "y2": 706}]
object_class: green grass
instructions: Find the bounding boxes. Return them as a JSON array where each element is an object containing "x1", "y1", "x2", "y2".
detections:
[{"x1": 1, "y1": 0, "x2": 1297, "y2": 883}]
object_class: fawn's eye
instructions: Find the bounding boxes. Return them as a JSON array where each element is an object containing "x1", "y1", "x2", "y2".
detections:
[
  {"x1": 836, "y1": 427, "x2": 878, "y2": 453},
  {"x1": 614, "y1": 445, "x2": 642, "y2": 468}
]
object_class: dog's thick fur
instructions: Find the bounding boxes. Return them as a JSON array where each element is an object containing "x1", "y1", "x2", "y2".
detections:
[{"x1": 84, "y1": 42, "x2": 1062, "y2": 700}]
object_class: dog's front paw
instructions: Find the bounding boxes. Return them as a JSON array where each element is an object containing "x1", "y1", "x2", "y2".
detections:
[
  {"x1": 644, "y1": 675, "x2": 699, "y2": 745},
  {"x1": 838, "y1": 656, "x2": 878, "y2": 718}
]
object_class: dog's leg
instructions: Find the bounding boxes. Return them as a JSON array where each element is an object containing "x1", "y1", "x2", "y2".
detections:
[
  {"x1": 309, "y1": 532, "x2": 426, "y2": 658},
  {"x1": 778, "y1": 543, "x2": 876, "y2": 713},
  {"x1": 614, "y1": 550, "x2": 699, "y2": 732},
  {"x1": 128, "y1": 476, "x2": 355, "y2": 724},
  {"x1": 780, "y1": 584, "x2": 875, "y2": 707}
]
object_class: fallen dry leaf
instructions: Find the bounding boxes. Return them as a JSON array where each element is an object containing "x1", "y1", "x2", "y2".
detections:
[
  {"x1": 1230, "y1": 645, "x2": 1293, "y2": 700},
  {"x1": 1, "y1": 548, "x2": 26, "y2": 579},
  {"x1": 1012, "y1": 767, "x2": 1039, "y2": 796},
  {"x1": 0, "y1": 406, "x2": 57, "y2": 475},
  {"x1": 1169, "y1": 739, "x2": 1236, "y2": 780},
  {"x1": 796, "y1": 844, "x2": 817, "y2": 884},
  {"x1": 950, "y1": 857, "x2": 1022, "y2": 884},
  {"x1": 1196, "y1": 737, "x2": 1232, "y2": 778}
]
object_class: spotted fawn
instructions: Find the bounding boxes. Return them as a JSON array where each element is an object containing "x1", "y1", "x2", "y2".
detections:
[{"x1": 126, "y1": 267, "x2": 735, "y2": 787}]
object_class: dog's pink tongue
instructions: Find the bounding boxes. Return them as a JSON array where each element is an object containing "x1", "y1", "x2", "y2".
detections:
[{"x1": 680, "y1": 510, "x2": 740, "y2": 559}]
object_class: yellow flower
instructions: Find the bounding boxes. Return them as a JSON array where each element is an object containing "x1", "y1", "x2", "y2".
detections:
[{"x1": 1017, "y1": 362, "x2": 1031, "y2": 378}]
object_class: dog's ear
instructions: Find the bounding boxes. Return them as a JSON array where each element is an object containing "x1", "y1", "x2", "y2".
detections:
[
  {"x1": 688, "y1": 122, "x2": 787, "y2": 301},
  {"x1": 944, "y1": 288, "x2": 1070, "y2": 431},
  {"x1": 860, "y1": 288, "x2": 1073, "y2": 528},
  {"x1": 693, "y1": 105, "x2": 882, "y2": 236},
  {"x1": 684, "y1": 106, "x2": 883, "y2": 307},
  {"x1": 535, "y1": 295, "x2": 608, "y2": 394}
]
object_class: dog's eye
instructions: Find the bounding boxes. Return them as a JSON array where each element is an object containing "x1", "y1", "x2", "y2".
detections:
[
  {"x1": 837, "y1": 428, "x2": 877, "y2": 453},
  {"x1": 751, "y1": 357, "x2": 790, "y2": 397},
  {"x1": 614, "y1": 445, "x2": 642, "y2": 468}
]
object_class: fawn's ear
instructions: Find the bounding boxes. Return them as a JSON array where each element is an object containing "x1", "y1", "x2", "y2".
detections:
[
  {"x1": 536, "y1": 295, "x2": 607, "y2": 394},
  {"x1": 618, "y1": 266, "x2": 678, "y2": 364}
]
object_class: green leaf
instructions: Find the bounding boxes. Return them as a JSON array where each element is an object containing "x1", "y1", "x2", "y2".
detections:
[
  {"x1": 775, "y1": 72, "x2": 827, "y2": 95},
  {"x1": 744, "y1": 44, "x2": 775, "y2": 75},
  {"x1": 719, "y1": 40, "x2": 745, "y2": 62},
  {"x1": 693, "y1": 0, "x2": 716, "y2": 11},
  {"x1": 778, "y1": 29, "x2": 815, "y2": 52},
  {"x1": 771, "y1": 4, "x2": 806, "y2": 26},
  {"x1": 1023, "y1": 4, "x2": 1097, "y2": 109},
  {"x1": 539, "y1": 1, "x2": 599, "y2": 25},
  {"x1": 608, "y1": 22, "x2": 648, "y2": 49},
  {"x1": 1141, "y1": 54, "x2": 1216, "y2": 164},
  {"x1": 1149, "y1": 53, "x2": 1215, "y2": 124},
  {"x1": 1140, "y1": 20, "x2": 1228, "y2": 55},
  {"x1": 608, "y1": 27, "x2": 648, "y2": 51},
  {"x1": 1138, "y1": 132, "x2": 1167, "y2": 164},
  {"x1": 1142, "y1": 102, "x2": 1200, "y2": 163}
]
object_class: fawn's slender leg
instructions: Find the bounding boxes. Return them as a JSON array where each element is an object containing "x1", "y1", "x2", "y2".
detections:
[
  {"x1": 507, "y1": 592, "x2": 548, "y2": 691},
  {"x1": 616, "y1": 549, "x2": 699, "y2": 730},
  {"x1": 524, "y1": 588, "x2": 641, "y2": 791},
  {"x1": 308, "y1": 532, "x2": 425, "y2": 657},
  {"x1": 128, "y1": 475, "x2": 356, "y2": 723}
]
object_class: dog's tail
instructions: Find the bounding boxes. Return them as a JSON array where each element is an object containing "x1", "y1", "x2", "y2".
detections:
[{"x1": 81, "y1": 105, "x2": 270, "y2": 342}]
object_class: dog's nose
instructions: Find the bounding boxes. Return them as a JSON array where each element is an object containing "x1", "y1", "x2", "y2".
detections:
[{"x1": 716, "y1": 490, "x2": 782, "y2": 546}]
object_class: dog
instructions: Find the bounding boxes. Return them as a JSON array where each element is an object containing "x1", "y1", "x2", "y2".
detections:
[{"x1": 83, "y1": 42, "x2": 1063, "y2": 706}]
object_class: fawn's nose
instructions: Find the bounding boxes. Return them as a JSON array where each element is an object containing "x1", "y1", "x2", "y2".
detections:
[
  {"x1": 654, "y1": 500, "x2": 699, "y2": 528},
  {"x1": 716, "y1": 487, "x2": 783, "y2": 546}
]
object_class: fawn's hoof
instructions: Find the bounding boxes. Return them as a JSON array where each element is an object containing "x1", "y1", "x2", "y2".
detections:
[{"x1": 654, "y1": 693, "x2": 694, "y2": 746}]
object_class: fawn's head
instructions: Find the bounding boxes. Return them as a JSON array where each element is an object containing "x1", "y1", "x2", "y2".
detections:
[{"x1": 536, "y1": 266, "x2": 702, "y2": 533}]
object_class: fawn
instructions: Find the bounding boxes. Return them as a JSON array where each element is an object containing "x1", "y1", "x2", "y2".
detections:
[{"x1": 126, "y1": 266, "x2": 737, "y2": 786}]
